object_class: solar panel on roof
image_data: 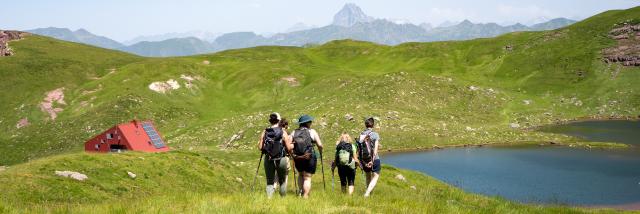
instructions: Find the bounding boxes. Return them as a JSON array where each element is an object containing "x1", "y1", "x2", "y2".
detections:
[{"x1": 142, "y1": 122, "x2": 166, "y2": 149}]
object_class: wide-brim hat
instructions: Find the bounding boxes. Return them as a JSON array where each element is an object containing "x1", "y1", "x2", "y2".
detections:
[{"x1": 297, "y1": 114, "x2": 314, "y2": 124}]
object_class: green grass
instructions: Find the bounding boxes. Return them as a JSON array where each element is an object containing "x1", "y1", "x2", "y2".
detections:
[
  {"x1": 0, "y1": 150, "x2": 625, "y2": 213},
  {"x1": 0, "y1": 6, "x2": 639, "y2": 213}
]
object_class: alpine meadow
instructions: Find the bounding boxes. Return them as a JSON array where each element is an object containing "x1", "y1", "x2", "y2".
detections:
[{"x1": 1, "y1": 3, "x2": 640, "y2": 214}]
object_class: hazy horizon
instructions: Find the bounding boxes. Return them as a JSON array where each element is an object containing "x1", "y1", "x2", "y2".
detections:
[{"x1": 3, "y1": 0, "x2": 638, "y2": 42}]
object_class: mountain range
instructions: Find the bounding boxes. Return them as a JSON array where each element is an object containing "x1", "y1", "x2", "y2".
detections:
[{"x1": 26, "y1": 4, "x2": 576, "y2": 57}]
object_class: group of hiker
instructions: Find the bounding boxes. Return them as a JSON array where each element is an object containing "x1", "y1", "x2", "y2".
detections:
[{"x1": 255, "y1": 113, "x2": 381, "y2": 198}]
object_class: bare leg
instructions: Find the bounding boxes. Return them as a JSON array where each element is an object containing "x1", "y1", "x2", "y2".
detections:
[
  {"x1": 348, "y1": 185, "x2": 355, "y2": 195},
  {"x1": 364, "y1": 172, "x2": 379, "y2": 197},
  {"x1": 302, "y1": 173, "x2": 312, "y2": 198}
]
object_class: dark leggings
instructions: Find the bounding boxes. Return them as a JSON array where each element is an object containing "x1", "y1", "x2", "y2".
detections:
[{"x1": 337, "y1": 165, "x2": 355, "y2": 186}]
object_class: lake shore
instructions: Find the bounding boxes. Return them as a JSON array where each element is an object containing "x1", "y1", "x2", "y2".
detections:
[{"x1": 381, "y1": 140, "x2": 631, "y2": 156}]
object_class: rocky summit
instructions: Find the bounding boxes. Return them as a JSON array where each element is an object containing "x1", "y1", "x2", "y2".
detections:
[{"x1": 331, "y1": 3, "x2": 374, "y2": 27}]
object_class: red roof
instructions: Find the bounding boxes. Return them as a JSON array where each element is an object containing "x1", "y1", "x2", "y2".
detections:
[{"x1": 84, "y1": 120, "x2": 169, "y2": 153}]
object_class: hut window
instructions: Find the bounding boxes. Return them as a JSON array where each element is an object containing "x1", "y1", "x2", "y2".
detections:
[
  {"x1": 95, "y1": 144, "x2": 100, "y2": 151},
  {"x1": 106, "y1": 133, "x2": 113, "y2": 139}
]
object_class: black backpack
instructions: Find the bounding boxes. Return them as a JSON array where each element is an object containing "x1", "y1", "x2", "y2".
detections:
[
  {"x1": 262, "y1": 127, "x2": 285, "y2": 160},
  {"x1": 357, "y1": 131, "x2": 374, "y2": 163},
  {"x1": 293, "y1": 128, "x2": 313, "y2": 157}
]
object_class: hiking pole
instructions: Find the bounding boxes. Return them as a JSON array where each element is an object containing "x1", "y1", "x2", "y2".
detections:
[
  {"x1": 320, "y1": 151, "x2": 326, "y2": 190},
  {"x1": 291, "y1": 155, "x2": 298, "y2": 195},
  {"x1": 360, "y1": 163, "x2": 367, "y2": 192},
  {"x1": 251, "y1": 153, "x2": 264, "y2": 192},
  {"x1": 331, "y1": 165, "x2": 335, "y2": 192}
]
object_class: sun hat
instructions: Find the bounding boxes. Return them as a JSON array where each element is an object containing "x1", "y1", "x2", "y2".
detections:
[{"x1": 297, "y1": 114, "x2": 314, "y2": 124}]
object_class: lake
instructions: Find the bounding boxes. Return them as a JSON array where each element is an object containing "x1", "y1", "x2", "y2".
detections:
[{"x1": 383, "y1": 120, "x2": 640, "y2": 207}]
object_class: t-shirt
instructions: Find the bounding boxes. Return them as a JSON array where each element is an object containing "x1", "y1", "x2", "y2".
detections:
[{"x1": 359, "y1": 128, "x2": 380, "y2": 160}]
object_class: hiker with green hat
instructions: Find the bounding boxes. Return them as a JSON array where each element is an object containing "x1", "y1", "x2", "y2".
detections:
[
  {"x1": 356, "y1": 117, "x2": 381, "y2": 197},
  {"x1": 256, "y1": 112, "x2": 293, "y2": 198},
  {"x1": 290, "y1": 114, "x2": 324, "y2": 198}
]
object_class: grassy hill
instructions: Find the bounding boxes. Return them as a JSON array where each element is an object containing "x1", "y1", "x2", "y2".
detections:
[{"x1": 0, "y1": 6, "x2": 639, "y2": 213}]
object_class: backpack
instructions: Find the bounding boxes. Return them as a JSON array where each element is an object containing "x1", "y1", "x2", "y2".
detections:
[
  {"x1": 293, "y1": 128, "x2": 314, "y2": 157},
  {"x1": 262, "y1": 127, "x2": 284, "y2": 160},
  {"x1": 357, "y1": 130, "x2": 375, "y2": 163},
  {"x1": 336, "y1": 141, "x2": 353, "y2": 166}
]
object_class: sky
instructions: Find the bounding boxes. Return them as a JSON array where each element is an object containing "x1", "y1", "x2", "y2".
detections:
[{"x1": 3, "y1": 0, "x2": 638, "y2": 42}]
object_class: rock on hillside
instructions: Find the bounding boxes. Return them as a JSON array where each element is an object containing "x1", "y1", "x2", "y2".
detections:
[
  {"x1": 0, "y1": 30, "x2": 29, "y2": 56},
  {"x1": 603, "y1": 20, "x2": 640, "y2": 66}
]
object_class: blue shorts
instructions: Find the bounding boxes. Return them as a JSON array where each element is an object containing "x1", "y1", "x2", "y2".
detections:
[{"x1": 363, "y1": 159, "x2": 381, "y2": 173}]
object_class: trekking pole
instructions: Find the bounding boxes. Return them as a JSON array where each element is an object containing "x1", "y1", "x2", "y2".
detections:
[
  {"x1": 251, "y1": 153, "x2": 264, "y2": 192},
  {"x1": 360, "y1": 163, "x2": 367, "y2": 192},
  {"x1": 320, "y1": 151, "x2": 326, "y2": 190},
  {"x1": 291, "y1": 154, "x2": 298, "y2": 195},
  {"x1": 331, "y1": 166, "x2": 335, "y2": 192}
]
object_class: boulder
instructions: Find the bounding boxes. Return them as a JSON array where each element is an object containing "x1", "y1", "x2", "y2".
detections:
[
  {"x1": 395, "y1": 174, "x2": 406, "y2": 182},
  {"x1": 0, "y1": 30, "x2": 28, "y2": 57},
  {"x1": 16, "y1": 118, "x2": 29, "y2": 129},
  {"x1": 127, "y1": 171, "x2": 137, "y2": 179},
  {"x1": 55, "y1": 171, "x2": 88, "y2": 181},
  {"x1": 509, "y1": 123, "x2": 520, "y2": 129},
  {"x1": 344, "y1": 114, "x2": 354, "y2": 121}
]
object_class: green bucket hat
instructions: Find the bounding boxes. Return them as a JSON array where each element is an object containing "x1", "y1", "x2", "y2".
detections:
[{"x1": 297, "y1": 114, "x2": 314, "y2": 124}]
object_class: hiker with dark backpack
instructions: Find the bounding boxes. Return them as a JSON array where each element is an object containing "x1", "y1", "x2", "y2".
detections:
[
  {"x1": 257, "y1": 113, "x2": 293, "y2": 198},
  {"x1": 357, "y1": 117, "x2": 381, "y2": 197},
  {"x1": 290, "y1": 114, "x2": 324, "y2": 198},
  {"x1": 331, "y1": 133, "x2": 359, "y2": 195}
]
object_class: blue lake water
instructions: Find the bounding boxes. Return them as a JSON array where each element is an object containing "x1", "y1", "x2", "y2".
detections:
[{"x1": 383, "y1": 120, "x2": 640, "y2": 206}]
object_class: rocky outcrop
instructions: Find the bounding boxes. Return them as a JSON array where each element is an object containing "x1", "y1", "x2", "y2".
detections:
[
  {"x1": 0, "y1": 30, "x2": 28, "y2": 56},
  {"x1": 603, "y1": 22, "x2": 640, "y2": 66},
  {"x1": 55, "y1": 170, "x2": 88, "y2": 181}
]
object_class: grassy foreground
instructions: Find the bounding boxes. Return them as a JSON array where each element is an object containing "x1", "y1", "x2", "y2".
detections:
[{"x1": 0, "y1": 151, "x2": 625, "y2": 213}]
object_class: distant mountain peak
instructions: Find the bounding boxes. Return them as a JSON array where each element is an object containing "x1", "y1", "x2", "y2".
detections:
[
  {"x1": 332, "y1": 3, "x2": 374, "y2": 27},
  {"x1": 460, "y1": 20, "x2": 473, "y2": 25}
]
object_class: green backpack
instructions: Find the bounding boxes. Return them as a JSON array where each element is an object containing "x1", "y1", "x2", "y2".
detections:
[{"x1": 336, "y1": 141, "x2": 353, "y2": 167}]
